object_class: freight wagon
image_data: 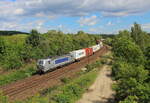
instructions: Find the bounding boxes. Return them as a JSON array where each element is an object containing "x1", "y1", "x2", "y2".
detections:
[
  {"x1": 91, "y1": 44, "x2": 100, "y2": 53},
  {"x1": 69, "y1": 49, "x2": 86, "y2": 61},
  {"x1": 84, "y1": 48, "x2": 93, "y2": 56},
  {"x1": 37, "y1": 41, "x2": 103, "y2": 73},
  {"x1": 37, "y1": 54, "x2": 74, "y2": 73},
  {"x1": 100, "y1": 41, "x2": 103, "y2": 48}
]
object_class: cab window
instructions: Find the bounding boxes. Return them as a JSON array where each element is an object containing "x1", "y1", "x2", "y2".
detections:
[
  {"x1": 39, "y1": 61, "x2": 44, "y2": 65},
  {"x1": 48, "y1": 61, "x2": 51, "y2": 64}
]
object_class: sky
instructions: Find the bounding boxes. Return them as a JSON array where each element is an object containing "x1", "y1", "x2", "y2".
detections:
[{"x1": 1, "y1": 0, "x2": 150, "y2": 34}]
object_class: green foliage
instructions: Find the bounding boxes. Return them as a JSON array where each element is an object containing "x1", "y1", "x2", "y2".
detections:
[
  {"x1": 112, "y1": 36, "x2": 145, "y2": 65},
  {"x1": 0, "y1": 37, "x2": 6, "y2": 55},
  {"x1": 0, "y1": 66, "x2": 36, "y2": 86},
  {"x1": 26, "y1": 29, "x2": 42, "y2": 47},
  {"x1": 53, "y1": 69, "x2": 98, "y2": 103},
  {"x1": 112, "y1": 62, "x2": 148, "y2": 82},
  {"x1": 0, "y1": 31, "x2": 99, "y2": 70},
  {"x1": 53, "y1": 61, "x2": 101, "y2": 103},
  {"x1": 85, "y1": 60, "x2": 101, "y2": 72},
  {"x1": 61, "y1": 77, "x2": 70, "y2": 84},
  {"x1": 118, "y1": 30, "x2": 132, "y2": 40},
  {"x1": 54, "y1": 84, "x2": 83, "y2": 103},
  {"x1": 119, "y1": 96, "x2": 138, "y2": 103},
  {"x1": 0, "y1": 92, "x2": 8, "y2": 103},
  {"x1": 131, "y1": 22, "x2": 150, "y2": 50},
  {"x1": 15, "y1": 63, "x2": 99, "y2": 103},
  {"x1": 40, "y1": 86, "x2": 58, "y2": 96},
  {"x1": 24, "y1": 94, "x2": 49, "y2": 103},
  {"x1": 145, "y1": 46, "x2": 150, "y2": 70},
  {"x1": 0, "y1": 30, "x2": 28, "y2": 36},
  {"x1": 114, "y1": 78, "x2": 150, "y2": 103},
  {"x1": 112, "y1": 23, "x2": 150, "y2": 103}
]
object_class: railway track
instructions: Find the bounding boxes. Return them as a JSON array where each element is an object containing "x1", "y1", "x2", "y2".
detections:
[{"x1": 0, "y1": 46, "x2": 108, "y2": 101}]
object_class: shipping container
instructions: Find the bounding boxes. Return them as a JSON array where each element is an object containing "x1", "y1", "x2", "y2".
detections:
[
  {"x1": 91, "y1": 44, "x2": 100, "y2": 53},
  {"x1": 70, "y1": 49, "x2": 86, "y2": 60},
  {"x1": 99, "y1": 41, "x2": 103, "y2": 48},
  {"x1": 84, "y1": 48, "x2": 93, "y2": 56}
]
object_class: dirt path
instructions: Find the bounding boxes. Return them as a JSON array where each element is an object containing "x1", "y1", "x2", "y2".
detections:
[{"x1": 77, "y1": 65, "x2": 115, "y2": 103}]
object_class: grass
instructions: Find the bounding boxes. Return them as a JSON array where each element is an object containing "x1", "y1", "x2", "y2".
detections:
[
  {"x1": 0, "y1": 63, "x2": 36, "y2": 86},
  {"x1": 53, "y1": 69, "x2": 98, "y2": 103},
  {"x1": 18, "y1": 59, "x2": 104, "y2": 103},
  {"x1": 0, "y1": 91, "x2": 8, "y2": 103},
  {"x1": 17, "y1": 69, "x2": 98, "y2": 103},
  {"x1": 1, "y1": 34, "x2": 28, "y2": 45},
  {"x1": 0, "y1": 54, "x2": 107, "y2": 103}
]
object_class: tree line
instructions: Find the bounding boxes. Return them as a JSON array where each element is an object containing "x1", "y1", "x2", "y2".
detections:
[
  {"x1": 0, "y1": 31, "x2": 29, "y2": 36},
  {"x1": 112, "y1": 23, "x2": 150, "y2": 103},
  {"x1": 0, "y1": 30, "x2": 101, "y2": 70}
]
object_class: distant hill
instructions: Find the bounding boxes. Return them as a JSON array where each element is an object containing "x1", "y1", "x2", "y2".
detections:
[
  {"x1": 100, "y1": 34, "x2": 115, "y2": 39},
  {"x1": 0, "y1": 31, "x2": 29, "y2": 36}
]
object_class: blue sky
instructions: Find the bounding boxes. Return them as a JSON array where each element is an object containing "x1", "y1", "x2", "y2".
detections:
[{"x1": 1, "y1": 0, "x2": 150, "y2": 34}]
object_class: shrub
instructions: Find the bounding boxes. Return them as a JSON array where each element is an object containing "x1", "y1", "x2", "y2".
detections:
[
  {"x1": 119, "y1": 96, "x2": 138, "y2": 103},
  {"x1": 85, "y1": 61, "x2": 101, "y2": 72},
  {"x1": 0, "y1": 66, "x2": 36, "y2": 86},
  {"x1": 61, "y1": 77, "x2": 70, "y2": 84},
  {"x1": 112, "y1": 61, "x2": 148, "y2": 82},
  {"x1": 0, "y1": 91, "x2": 8, "y2": 103},
  {"x1": 112, "y1": 37, "x2": 145, "y2": 65}
]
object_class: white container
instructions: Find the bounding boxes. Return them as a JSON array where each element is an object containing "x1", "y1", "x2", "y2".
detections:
[
  {"x1": 70, "y1": 49, "x2": 86, "y2": 60},
  {"x1": 91, "y1": 44, "x2": 100, "y2": 52},
  {"x1": 99, "y1": 41, "x2": 103, "y2": 48}
]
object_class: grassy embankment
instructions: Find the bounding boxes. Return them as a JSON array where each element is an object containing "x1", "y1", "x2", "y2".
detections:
[
  {"x1": 0, "y1": 35, "x2": 37, "y2": 86},
  {"x1": 14, "y1": 52, "x2": 111, "y2": 103},
  {"x1": 0, "y1": 33, "x2": 100, "y2": 86},
  {"x1": 0, "y1": 51, "x2": 112, "y2": 103}
]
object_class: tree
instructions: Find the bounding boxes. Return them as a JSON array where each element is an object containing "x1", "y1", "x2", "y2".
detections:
[
  {"x1": 112, "y1": 37, "x2": 145, "y2": 65},
  {"x1": 26, "y1": 29, "x2": 42, "y2": 47},
  {"x1": 145, "y1": 46, "x2": 150, "y2": 70},
  {"x1": 119, "y1": 96, "x2": 138, "y2": 103},
  {"x1": 131, "y1": 22, "x2": 149, "y2": 50},
  {"x1": 112, "y1": 62, "x2": 148, "y2": 82},
  {"x1": 118, "y1": 30, "x2": 131, "y2": 40},
  {"x1": 0, "y1": 37, "x2": 6, "y2": 55},
  {"x1": 77, "y1": 31, "x2": 85, "y2": 35}
]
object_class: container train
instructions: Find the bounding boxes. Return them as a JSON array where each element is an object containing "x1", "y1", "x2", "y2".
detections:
[{"x1": 37, "y1": 42, "x2": 103, "y2": 73}]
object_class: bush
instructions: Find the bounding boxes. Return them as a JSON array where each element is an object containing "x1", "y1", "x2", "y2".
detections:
[
  {"x1": 112, "y1": 37, "x2": 145, "y2": 65},
  {"x1": 0, "y1": 32, "x2": 100, "y2": 70},
  {"x1": 119, "y1": 96, "x2": 138, "y2": 103},
  {"x1": 53, "y1": 69, "x2": 98, "y2": 103},
  {"x1": 61, "y1": 77, "x2": 70, "y2": 84},
  {"x1": 0, "y1": 91, "x2": 8, "y2": 103},
  {"x1": 112, "y1": 27, "x2": 150, "y2": 103},
  {"x1": 112, "y1": 61, "x2": 148, "y2": 82},
  {"x1": 85, "y1": 61, "x2": 101, "y2": 72},
  {"x1": 0, "y1": 66, "x2": 36, "y2": 86}
]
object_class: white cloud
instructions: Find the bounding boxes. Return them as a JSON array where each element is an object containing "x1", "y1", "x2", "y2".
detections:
[
  {"x1": 0, "y1": 0, "x2": 150, "y2": 20},
  {"x1": 0, "y1": 20, "x2": 47, "y2": 33},
  {"x1": 142, "y1": 23, "x2": 150, "y2": 29},
  {"x1": 78, "y1": 15, "x2": 98, "y2": 26},
  {"x1": 107, "y1": 21, "x2": 114, "y2": 26},
  {"x1": 14, "y1": 8, "x2": 24, "y2": 15},
  {"x1": 0, "y1": 0, "x2": 150, "y2": 32},
  {"x1": 88, "y1": 26, "x2": 118, "y2": 34}
]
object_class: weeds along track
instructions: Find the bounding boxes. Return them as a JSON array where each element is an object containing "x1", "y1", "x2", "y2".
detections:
[{"x1": 0, "y1": 46, "x2": 108, "y2": 101}]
